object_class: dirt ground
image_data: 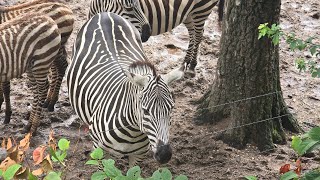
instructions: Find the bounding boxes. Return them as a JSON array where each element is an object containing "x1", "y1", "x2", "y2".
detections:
[{"x1": 0, "y1": 0, "x2": 320, "y2": 179}]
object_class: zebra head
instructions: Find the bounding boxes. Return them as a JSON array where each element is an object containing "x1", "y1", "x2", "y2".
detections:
[
  {"x1": 119, "y1": 0, "x2": 151, "y2": 42},
  {"x1": 127, "y1": 64, "x2": 184, "y2": 164}
]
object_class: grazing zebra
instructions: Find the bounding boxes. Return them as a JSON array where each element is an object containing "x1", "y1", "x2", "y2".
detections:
[
  {"x1": 0, "y1": 13, "x2": 61, "y2": 134},
  {"x1": 88, "y1": 0, "x2": 151, "y2": 42},
  {"x1": 0, "y1": 0, "x2": 74, "y2": 123},
  {"x1": 88, "y1": 0, "x2": 223, "y2": 73},
  {"x1": 67, "y1": 12, "x2": 184, "y2": 166}
]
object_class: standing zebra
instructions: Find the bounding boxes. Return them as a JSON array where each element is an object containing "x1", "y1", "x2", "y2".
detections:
[
  {"x1": 0, "y1": 13, "x2": 61, "y2": 134},
  {"x1": 88, "y1": 0, "x2": 151, "y2": 42},
  {"x1": 67, "y1": 12, "x2": 184, "y2": 166},
  {"x1": 88, "y1": 0, "x2": 223, "y2": 73},
  {"x1": 0, "y1": 0, "x2": 74, "y2": 124}
]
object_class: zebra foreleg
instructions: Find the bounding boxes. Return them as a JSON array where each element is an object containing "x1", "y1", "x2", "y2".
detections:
[
  {"x1": 188, "y1": 23, "x2": 205, "y2": 72},
  {"x1": 183, "y1": 17, "x2": 196, "y2": 77},
  {"x1": 2, "y1": 81, "x2": 12, "y2": 124}
]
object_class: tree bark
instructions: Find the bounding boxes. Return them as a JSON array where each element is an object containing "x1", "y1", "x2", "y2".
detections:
[{"x1": 195, "y1": 0, "x2": 302, "y2": 151}]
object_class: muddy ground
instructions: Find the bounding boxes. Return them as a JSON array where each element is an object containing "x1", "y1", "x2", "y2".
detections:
[{"x1": 0, "y1": 0, "x2": 320, "y2": 179}]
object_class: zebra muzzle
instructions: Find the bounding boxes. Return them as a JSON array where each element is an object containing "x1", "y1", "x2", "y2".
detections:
[
  {"x1": 141, "y1": 24, "x2": 151, "y2": 42},
  {"x1": 154, "y1": 140, "x2": 172, "y2": 164}
]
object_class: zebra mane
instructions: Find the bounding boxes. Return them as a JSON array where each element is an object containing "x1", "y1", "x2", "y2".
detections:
[{"x1": 129, "y1": 61, "x2": 157, "y2": 76}]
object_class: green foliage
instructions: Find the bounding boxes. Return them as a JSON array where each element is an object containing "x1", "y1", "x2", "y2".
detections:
[
  {"x1": 90, "y1": 147, "x2": 104, "y2": 160},
  {"x1": 301, "y1": 170, "x2": 320, "y2": 180},
  {"x1": 244, "y1": 176, "x2": 258, "y2": 180},
  {"x1": 44, "y1": 171, "x2": 62, "y2": 180},
  {"x1": 86, "y1": 148, "x2": 188, "y2": 180},
  {"x1": 2, "y1": 164, "x2": 21, "y2": 180},
  {"x1": 51, "y1": 138, "x2": 70, "y2": 164},
  {"x1": 280, "y1": 171, "x2": 299, "y2": 180},
  {"x1": 258, "y1": 23, "x2": 320, "y2": 77},
  {"x1": 28, "y1": 173, "x2": 38, "y2": 180},
  {"x1": 291, "y1": 127, "x2": 320, "y2": 156}
]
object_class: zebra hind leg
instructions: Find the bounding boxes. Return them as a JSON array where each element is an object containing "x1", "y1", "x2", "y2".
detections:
[
  {"x1": 183, "y1": 17, "x2": 197, "y2": 77},
  {"x1": 2, "y1": 81, "x2": 12, "y2": 124},
  {"x1": 44, "y1": 47, "x2": 68, "y2": 112},
  {"x1": 24, "y1": 71, "x2": 49, "y2": 135}
]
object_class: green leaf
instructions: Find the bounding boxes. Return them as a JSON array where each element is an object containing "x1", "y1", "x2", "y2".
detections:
[
  {"x1": 58, "y1": 138, "x2": 70, "y2": 151},
  {"x1": 86, "y1": 160, "x2": 100, "y2": 166},
  {"x1": 151, "y1": 170, "x2": 162, "y2": 180},
  {"x1": 160, "y1": 168, "x2": 172, "y2": 180},
  {"x1": 0, "y1": 169, "x2": 3, "y2": 177},
  {"x1": 126, "y1": 166, "x2": 141, "y2": 179},
  {"x1": 59, "y1": 151, "x2": 67, "y2": 162},
  {"x1": 308, "y1": 127, "x2": 320, "y2": 141},
  {"x1": 291, "y1": 136, "x2": 302, "y2": 153},
  {"x1": 280, "y1": 171, "x2": 298, "y2": 180},
  {"x1": 52, "y1": 150, "x2": 61, "y2": 162},
  {"x1": 272, "y1": 34, "x2": 280, "y2": 45},
  {"x1": 3, "y1": 164, "x2": 21, "y2": 180},
  {"x1": 302, "y1": 170, "x2": 320, "y2": 180},
  {"x1": 297, "y1": 139, "x2": 318, "y2": 156},
  {"x1": 90, "y1": 148, "x2": 104, "y2": 160},
  {"x1": 102, "y1": 159, "x2": 122, "y2": 178},
  {"x1": 258, "y1": 23, "x2": 268, "y2": 30},
  {"x1": 28, "y1": 172, "x2": 38, "y2": 180},
  {"x1": 91, "y1": 171, "x2": 107, "y2": 180},
  {"x1": 174, "y1": 175, "x2": 188, "y2": 180},
  {"x1": 244, "y1": 175, "x2": 258, "y2": 180},
  {"x1": 310, "y1": 46, "x2": 317, "y2": 55},
  {"x1": 44, "y1": 171, "x2": 62, "y2": 180}
]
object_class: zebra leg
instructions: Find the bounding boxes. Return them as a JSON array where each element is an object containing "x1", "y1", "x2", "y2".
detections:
[
  {"x1": 47, "y1": 47, "x2": 68, "y2": 112},
  {"x1": 25, "y1": 71, "x2": 49, "y2": 135},
  {"x1": 183, "y1": 17, "x2": 196, "y2": 72},
  {"x1": 43, "y1": 64, "x2": 56, "y2": 110},
  {"x1": 2, "y1": 81, "x2": 12, "y2": 124},
  {"x1": 188, "y1": 22, "x2": 205, "y2": 71}
]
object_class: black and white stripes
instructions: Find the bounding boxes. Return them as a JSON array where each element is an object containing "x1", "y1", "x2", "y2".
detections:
[
  {"x1": 0, "y1": 0, "x2": 74, "y2": 124},
  {"x1": 0, "y1": 13, "x2": 61, "y2": 133},
  {"x1": 67, "y1": 12, "x2": 183, "y2": 166},
  {"x1": 89, "y1": 0, "x2": 222, "y2": 71}
]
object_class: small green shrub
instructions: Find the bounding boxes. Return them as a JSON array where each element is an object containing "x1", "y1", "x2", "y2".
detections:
[{"x1": 86, "y1": 147, "x2": 188, "y2": 180}]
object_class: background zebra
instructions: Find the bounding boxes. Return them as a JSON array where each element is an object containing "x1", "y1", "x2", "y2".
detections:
[
  {"x1": 88, "y1": 0, "x2": 223, "y2": 73},
  {"x1": 0, "y1": 0, "x2": 74, "y2": 123},
  {"x1": 88, "y1": 0, "x2": 151, "y2": 42},
  {"x1": 67, "y1": 12, "x2": 184, "y2": 166},
  {"x1": 0, "y1": 12, "x2": 61, "y2": 134}
]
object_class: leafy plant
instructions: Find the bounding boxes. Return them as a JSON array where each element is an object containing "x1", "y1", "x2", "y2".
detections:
[
  {"x1": 0, "y1": 131, "x2": 71, "y2": 180},
  {"x1": 258, "y1": 23, "x2": 320, "y2": 77},
  {"x1": 86, "y1": 147, "x2": 188, "y2": 180}
]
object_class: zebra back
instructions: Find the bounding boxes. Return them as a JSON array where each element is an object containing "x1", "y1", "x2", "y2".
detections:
[
  {"x1": 88, "y1": 0, "x2": 151, "y2": 42},
  {"x1": 0, "y1": 0, "x2": 74, "y2": 45},
  {"x1": 0, "y1": 12, "x2": 61, "y2": 82}
]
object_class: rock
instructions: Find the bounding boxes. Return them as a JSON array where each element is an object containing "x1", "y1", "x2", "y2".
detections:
[{"x1": 0, "y1": 148, "x2": 7, "y2": 161}]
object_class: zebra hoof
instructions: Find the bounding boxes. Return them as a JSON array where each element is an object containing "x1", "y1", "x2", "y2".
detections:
[
  {"x1": 47, "y1": 105, "x2": 55, "y2": 112},
  {"x1": 43, "y1": 100, "x2": 49, "y2": 108}
]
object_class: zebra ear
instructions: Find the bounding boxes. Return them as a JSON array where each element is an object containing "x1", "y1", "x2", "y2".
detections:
[
  {"x1": 161, "y1": 65, "x2": 185, "y2": 85},
  {"x1": 124, "y1": 70, "x2": 148, "y2": 88}
]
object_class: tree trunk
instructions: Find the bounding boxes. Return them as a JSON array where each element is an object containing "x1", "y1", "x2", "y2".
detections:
[{"x1": 195, "y1": 0, "x2": 302, "y2": 151}]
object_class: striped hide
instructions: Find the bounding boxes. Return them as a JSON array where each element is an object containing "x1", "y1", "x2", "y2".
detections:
[
  {"x1": 0, "y1": 0, "x2": 74, "y2": 124},
  {"x1": 0, "y1": 12, "x2": 61, "y2": 134},
  {"x1": 67, "y1": 12, "x2": 184, "y2": 166},
  {"x1": 88, "y1": 0, "x2": 222, "y2": 72}
]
